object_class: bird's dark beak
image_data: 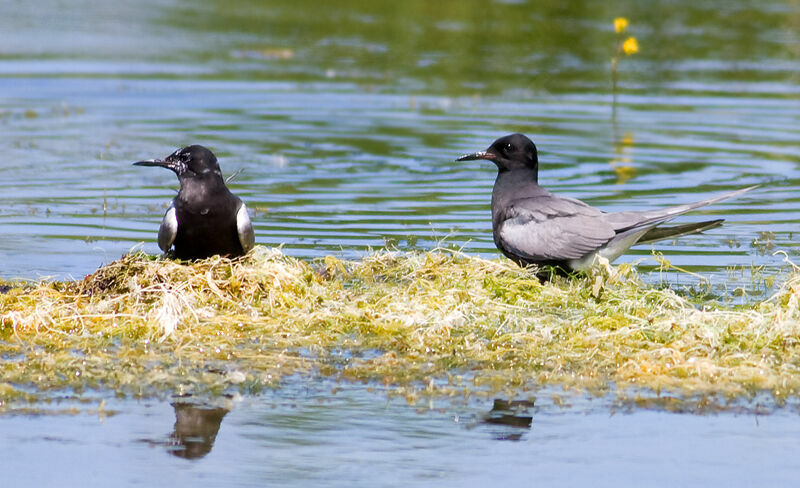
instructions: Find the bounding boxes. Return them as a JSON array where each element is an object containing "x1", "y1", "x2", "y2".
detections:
[
  {"x1": 133, "y1": 158, "x2": 167, "y2": 167},
  {"x1": 133, "y1": 156, "x2": 181, "y2": 173},
  {"x1": 456, "y1": 151, "x2": 496, "y2": 162}
]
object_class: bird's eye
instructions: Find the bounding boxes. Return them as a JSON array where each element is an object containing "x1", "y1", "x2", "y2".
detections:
[{"x1": 504, "y1": 143, "x2": 514, "y2": 152}]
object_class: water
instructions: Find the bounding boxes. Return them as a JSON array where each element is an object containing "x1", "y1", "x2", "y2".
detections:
[
  {"x1": 1, "y1": 0, "x2": 800, "y2": 484},
  {"x1": 1, "y1": 0, "x2": 797, "y2": 282},
  {"x1": 3, "y1": 382, "x2": 800, "y2": 487}
]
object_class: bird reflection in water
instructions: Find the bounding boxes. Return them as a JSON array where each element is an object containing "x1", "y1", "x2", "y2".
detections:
[
  {"x1": 166, "y1": 402, "x2": 229, "y2": 459},
  {"x1": 479, "y1": 399, "x2": 534, "y2": 441}
]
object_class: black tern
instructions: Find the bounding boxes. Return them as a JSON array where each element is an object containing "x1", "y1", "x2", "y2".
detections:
[
  {"x1": 134, "y1": 145, "x2": 255, "y2": 260},
  {"x1": 457, "y1": 133, "x2": 756, "y2": 272}
]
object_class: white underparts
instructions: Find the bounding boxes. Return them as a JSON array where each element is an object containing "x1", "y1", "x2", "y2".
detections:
[
  {"x1": 158, "y1": 205, "x2": 178, "y2": 252},
  {"x1": 236, "y1": 203, "x2": 255, "y2": 252}
]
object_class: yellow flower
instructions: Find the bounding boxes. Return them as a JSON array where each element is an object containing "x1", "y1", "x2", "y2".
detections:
[
  {"x1": 622, "y1": 36, "x2": 639, "y2": 55},
  {"x1": 614, "y1": 17, "x2": 629, "y2": 34}
]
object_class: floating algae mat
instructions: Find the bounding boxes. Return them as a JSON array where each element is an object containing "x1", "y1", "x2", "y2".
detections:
[{"x1": 1, "y1": 247, "x2": 800, "y2": 410}]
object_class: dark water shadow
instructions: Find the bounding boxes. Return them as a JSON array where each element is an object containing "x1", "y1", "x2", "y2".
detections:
[
  {"x1": 166, "y1": 402, "x2": 229, "y2": 460},
  {"x1": 475, "y1": 398, "x2": 534, "y2": 442},
  {"x1": 140, "y1": 399, "x2": 229, "y2": 460}
]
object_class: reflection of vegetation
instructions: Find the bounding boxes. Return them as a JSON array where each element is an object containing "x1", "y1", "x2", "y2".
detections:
[
  {"x1": 609, "y1": 132, "x2": 637, "y2": 184},
  {"x1": 164, "y1": 0, "x2": 635, "y2": 94},
  {"x1": 1, "y1": 248, "x2": 800, "y2": 412},
  {"x1": 155, "y1": 0, "x2": 798, "y2": 95}
]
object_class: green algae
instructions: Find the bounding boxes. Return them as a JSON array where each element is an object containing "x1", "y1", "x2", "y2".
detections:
[{"x1": 1, "y1": 247, "x2": 799, "y2": 410}]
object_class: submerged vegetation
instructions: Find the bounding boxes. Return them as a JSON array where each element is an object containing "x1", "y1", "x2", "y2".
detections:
[{"x1": 1, "y1": 247, "x2": 799, "y2": 411}]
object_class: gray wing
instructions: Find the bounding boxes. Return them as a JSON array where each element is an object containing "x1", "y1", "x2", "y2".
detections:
[
  {"x1": 236, "y1": 202, "x2": 255, "y2": 253},
  {"x1": 157, "y1": 205, "x2": 178, "y2": 252},
  {"x1": 498, "y1": 185, "x2": 757, "y2": 264},
  {"x1": 497, "y1": 196, "x2": 616, "y2": 261},
  {"x1": 603, "y1": 185, "x2": 759, "y2": 231}
]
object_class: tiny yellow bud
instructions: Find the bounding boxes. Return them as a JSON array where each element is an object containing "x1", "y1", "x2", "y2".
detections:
[
  {"x1": 614, "y1": 17, "x2": 628, "y2": 33},
  {"x1": 621, "y1": 133, "x2": 634, "y2": 145},
  {"x1": 622, "y1": 37, "x2": 639, "y2": 55}
]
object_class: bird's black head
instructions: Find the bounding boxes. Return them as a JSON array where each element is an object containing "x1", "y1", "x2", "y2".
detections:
[
  {"x1": 457, "y1": 133, "x2": 539, "y2": 174},
  {"x1": 134, "y1": 145, "x2": 221, "y2": 179}
]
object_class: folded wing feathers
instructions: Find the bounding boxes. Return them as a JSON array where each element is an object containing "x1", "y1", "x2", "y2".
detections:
[
  {"x1": 499, "y1": 197, "x2": 615, "y2": 261},
  {"x1": 497, "y1": 185, "x2": 757, "y2": 263},
  {"x1": 605, "y1": 185, "x2": 758, "y2": 231}
]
